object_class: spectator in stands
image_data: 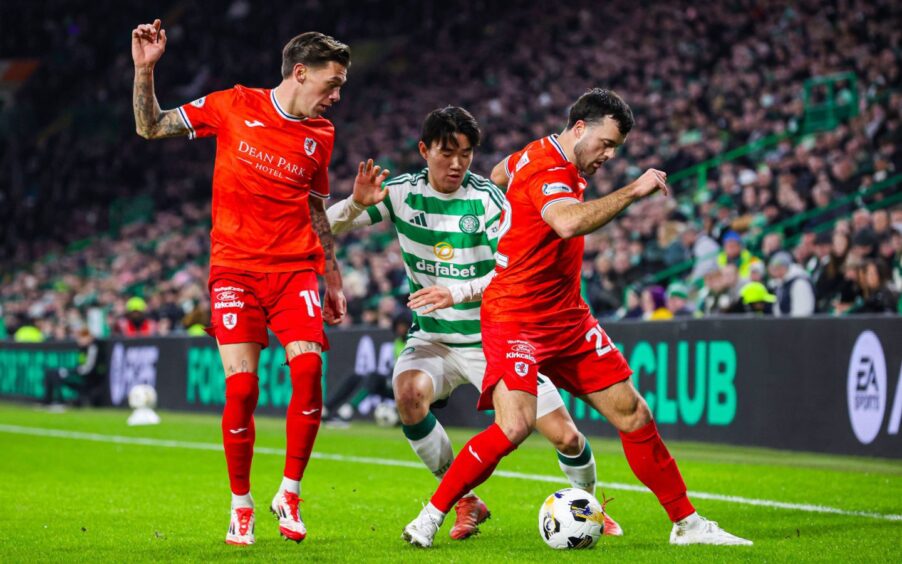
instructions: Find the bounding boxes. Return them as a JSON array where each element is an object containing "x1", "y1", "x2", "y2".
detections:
[
  {"x1": 642, "y1": 285, "x2": 673, "y2": 321},
  {"x1": 683, "y1": 222, "x2": 720, "y2": 282},
  {"x1": 666, "y1": 283, "x2": 695, "y2": 318},
  {"x1": 13, "y1": 317, "x2": 44, "y2": 343},
  {"x1": 768, "y1": 252, "x2": 815, "y2": 317},
  {"x1": 616, "y1": 287, "x2": 643, "y2": 321},
  {"x1": 717, "y1": 231, "x2": 761, "y2": 279},
  {"x1": 849, "y1": 259, "x2": 899, "y2": 314},
  {"x1": 735, "y1": 282, "x2": 776, "y2": 316},
  {"x1": 760, "y1": 232, "x2": 784, "y2": 264},
  {"x1": 116, "y1": 296, "x2": 157, "y2": 337}
]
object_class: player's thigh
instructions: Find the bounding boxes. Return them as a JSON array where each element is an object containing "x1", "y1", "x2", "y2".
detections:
[
  {"x1": 218, "y1": 342, "x2": 262, "y2": 377},
  {"x1": 267, "y1": 270, "x2": 329, "y2": 353},
  {"x1": 447, "y1": 346, "x2": 488, "y2": 395},
  {"x1": 392, "y1": 340, "x2": 450, "y2": 402}
]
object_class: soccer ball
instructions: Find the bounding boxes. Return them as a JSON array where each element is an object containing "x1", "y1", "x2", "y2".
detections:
[
  {"x1": 373, "y1": 400, "x2": 400, "y2": 427},
  {"x1": 128, "y1": 384, "x2": 158, "y2": 410},
  {"x1": 538, "y1": 488, "x2": 605, "y2": 549}
]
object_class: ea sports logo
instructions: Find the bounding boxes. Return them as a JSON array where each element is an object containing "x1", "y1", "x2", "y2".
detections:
[
  {"x1": 847, "y1": 331, "x2": 887, "y2": 444},
  {"x1": 433, "y1": 241, "x2": 454, "y2": 260}
]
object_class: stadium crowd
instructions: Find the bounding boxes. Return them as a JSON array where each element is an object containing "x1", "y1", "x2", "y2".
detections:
[{"x1": 2, "y1": 0, "x2": 901, "y2": 340}]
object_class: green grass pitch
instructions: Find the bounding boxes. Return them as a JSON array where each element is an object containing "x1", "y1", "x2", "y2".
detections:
[{"x1": 1, "y1": 401, "x2": 900, "y2": 562}]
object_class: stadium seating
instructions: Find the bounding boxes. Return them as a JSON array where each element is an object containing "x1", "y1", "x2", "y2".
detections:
[{"x1": 1, "y1": 0, "x2": 900, "y2": 339}]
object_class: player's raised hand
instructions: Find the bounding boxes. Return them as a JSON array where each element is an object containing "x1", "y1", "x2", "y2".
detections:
[
  {"x1": 407, "y1": 286, "x2": 454, "y2": 315},
  {"x1": 132, "y1": 19, "x2": 167, "y2": 68},
  {"x1": 628, "y1": 168, "x2": 670, "y2": 200},
  {"x1": 351, "y1": 159, "x2": 391, "y2": 207}
]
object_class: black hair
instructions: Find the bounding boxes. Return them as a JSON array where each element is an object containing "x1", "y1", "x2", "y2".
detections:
[
  {"x1": 566, "y1": 88, "x2": 634, "y2": 135},
  {"x1": 420, "y1": 106, "x2": 481, "y2": 150},
  {"x1": 281, "y1": 32, "x2": 350, "y2": 77}
]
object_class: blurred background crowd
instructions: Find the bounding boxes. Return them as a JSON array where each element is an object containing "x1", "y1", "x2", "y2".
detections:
[{"x1": 1, "y1": 0, "x2": 900, "y2": 341}]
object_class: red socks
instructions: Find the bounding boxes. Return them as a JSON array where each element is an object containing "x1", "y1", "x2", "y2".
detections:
[
  {"x1": 284, "y1": 353, "x2": 323, "y2": 481},
  {"x1": 619, "y1": 420, "x2": 695, "y2": 522},
  {"x1": 430, "y1": 423, "x2": 517, "y2": 513},
  {"x1": 222, "y1": 372, "x2": 259, "y2": 495}
]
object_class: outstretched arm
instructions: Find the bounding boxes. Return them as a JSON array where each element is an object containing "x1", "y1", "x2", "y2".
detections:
[
  {"x1": 543, "y1": 168, "x2": 670, "y2": 239},
  {"x1": 132, "y1": 19, "x2": 189, "y2": 139},
  {"x1": 327, "y1": 159, "x2": 391, "y2": 234},
  {"x1": 310, "y1": 198, "x2": 347, "y2": 325}
]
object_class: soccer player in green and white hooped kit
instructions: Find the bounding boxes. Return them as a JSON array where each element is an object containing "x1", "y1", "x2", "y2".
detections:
[{"x1": 327, "y1": 107, "x2": 622, "y2": 539}]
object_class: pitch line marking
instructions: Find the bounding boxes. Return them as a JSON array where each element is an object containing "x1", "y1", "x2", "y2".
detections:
[{"x1": 2, "y1": 423, "x2": 900, "y2": 522}]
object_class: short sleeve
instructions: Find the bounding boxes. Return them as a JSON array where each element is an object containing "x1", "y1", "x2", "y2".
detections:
[
  {"x1": 484, "y1": 191, "x2": 505, "y2": 252},
  {"x1": 176, "y1": 88, "x2": 235, "y2": 140},
  {"x1": 524, "y1": 168, "x2": 581, "y2": 218}
]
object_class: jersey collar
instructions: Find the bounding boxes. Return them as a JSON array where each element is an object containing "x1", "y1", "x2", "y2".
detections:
[
  {"x1": 270, "y1": 89, "x2": 306, "y2": 122},
  {"x1": 548, "y1": 134, "x2": 569, "y2": 163}
]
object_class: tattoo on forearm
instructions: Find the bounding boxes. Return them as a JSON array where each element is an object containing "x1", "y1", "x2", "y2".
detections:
[
  {"x1": 310, "y1": 204, "x2": 337, "y2": 272},
  {"x1": 133, "y1": 67, "x2": 187, "y2": 138}
]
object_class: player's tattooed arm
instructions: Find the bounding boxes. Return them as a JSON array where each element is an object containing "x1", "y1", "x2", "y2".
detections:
[
  {"x1": 132, "y1": 19, "x2": 188, "y2": 139},
  {"x1": 310, "y1": 198, "x2": 347, "y2": 325},
  {"x1": 543, "y1": 169, "x2": 669, "y2": 238}
]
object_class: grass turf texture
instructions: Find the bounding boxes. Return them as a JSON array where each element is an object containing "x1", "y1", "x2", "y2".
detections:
[{"x1": 1, "y1": 401, "x2": 900, "y2": 562}]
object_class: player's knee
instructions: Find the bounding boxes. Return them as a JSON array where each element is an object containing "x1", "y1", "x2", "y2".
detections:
[
  {"x1": 619, "y1": 395, "x2": 652, "y2": 433},
  {"x1": 555, "y1": 428, "x2": 583, "y2": 456},
  {"x1": 393, "y1": 373, "x2": 432, "y2": 424}
]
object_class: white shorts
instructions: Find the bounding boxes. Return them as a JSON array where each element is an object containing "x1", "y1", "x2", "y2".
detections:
[{"x1": 392, "y1": 337, "x2": 564, "y2": 418}]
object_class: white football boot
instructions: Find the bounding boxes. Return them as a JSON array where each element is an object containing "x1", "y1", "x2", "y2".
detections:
[
  {"x1": 402, "y1": 504, "x2": 445, "y2": 548},
  {"x1": 271, "y1": 490, "x2": 307, "y2": 542},
  {"x1": 225, "y1": 507, "x2": 255, "y2": 545},
  {"x1": 670, "y1": 513, "x2": 752, "y2": 546}
]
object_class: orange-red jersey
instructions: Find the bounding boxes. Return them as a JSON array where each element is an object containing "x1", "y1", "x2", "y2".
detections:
[
  {"x1": 482, "y1": 135, "x2": 590, "y2": 323},
  {"x1": 178, "y1": 86, "x2": 333, "y2": 273}
]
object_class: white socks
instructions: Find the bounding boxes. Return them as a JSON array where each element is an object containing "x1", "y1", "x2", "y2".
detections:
[
  {"x1": 231, "y1": 492, "x2": 254, "y2": 509},
  {"x1": 557, "y1": 435, "x2": 597, "y2": 495}
]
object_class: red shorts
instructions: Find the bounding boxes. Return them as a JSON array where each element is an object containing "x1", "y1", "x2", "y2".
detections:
[
  {"x1": 479, "y1": 312, "x2": 632, "y2": 411},
  {"x1": 207, "y1": 266, "x2": 329, "y2": 350}
]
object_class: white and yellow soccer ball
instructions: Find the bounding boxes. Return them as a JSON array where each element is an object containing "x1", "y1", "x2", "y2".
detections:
[
  {"x1": 128, "y1": 384, "x2": 158, "y2": 410},
  {"x1": 538, "y1": 488, "x2": 605, "y2": 549}
]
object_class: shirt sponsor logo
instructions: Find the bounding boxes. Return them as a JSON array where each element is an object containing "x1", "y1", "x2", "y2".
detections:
[
  {"x1": 215, "y1": 300, "x2": 246, "y2": 309},
  {"x1": 222, "y1": 313, "x2": 238, "y2": 330},
  {"x1": 237, "y1": 140, "x2": 307, "y2": 180},
  {"x1": 414, "y1": 258, "x2": 477, "y2": 279},
  {"x1": 459, "y1": 214, "x2": 480, "y2": 234},
  {"x1": 542, "y1": 182, "x2": 573, "y2": 196},
  {"x1": 190, "y1": 97, "x2": 206, "y2": 108},
  {"x1": 433, "y1": 241, "x2": 454, "y2": 260},
  {"x1": 304, "y1": 137, "x2": 317, "y2": 156}
]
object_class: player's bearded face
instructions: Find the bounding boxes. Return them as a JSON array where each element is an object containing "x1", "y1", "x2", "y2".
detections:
[
  {"x1": 420, "y1": 134, "x2": 474, "y2": 193},
  {"x1": 296, "y1": 61, "x2": 348, "y2": 117},
  {"x1": 573, "y1": 118, "x2": 626, "y2": 176}
]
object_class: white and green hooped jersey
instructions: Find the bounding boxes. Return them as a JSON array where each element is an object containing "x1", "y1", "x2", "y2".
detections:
[{"x1": 329, "y1": 168, "x2": 505, "y2": 346}]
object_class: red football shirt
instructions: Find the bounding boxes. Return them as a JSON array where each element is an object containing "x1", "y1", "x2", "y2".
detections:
[
  {"x1": 482, "y1": 135, "x2": 589, "y2": 323},
  {"x1": 178, "y1": 86, "x2": 333, "y2": 273}
]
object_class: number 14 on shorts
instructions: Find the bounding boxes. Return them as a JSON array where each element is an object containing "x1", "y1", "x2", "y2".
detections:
[{"x1": 299, "y1": 290, "x2": 321, "y2": 317}]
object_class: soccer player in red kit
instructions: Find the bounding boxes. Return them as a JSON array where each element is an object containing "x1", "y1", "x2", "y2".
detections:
[
  {"x1": 402, "y1": 89, "x2": 752, "y2": 547},
  {"x1": 132, "y1": 19, "x2": 349, "y2": 545}
]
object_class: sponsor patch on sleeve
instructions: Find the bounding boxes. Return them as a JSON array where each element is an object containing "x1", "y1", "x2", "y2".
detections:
[{"x1": 542, "y1": 182, "x2": 574, "y2": 196}]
